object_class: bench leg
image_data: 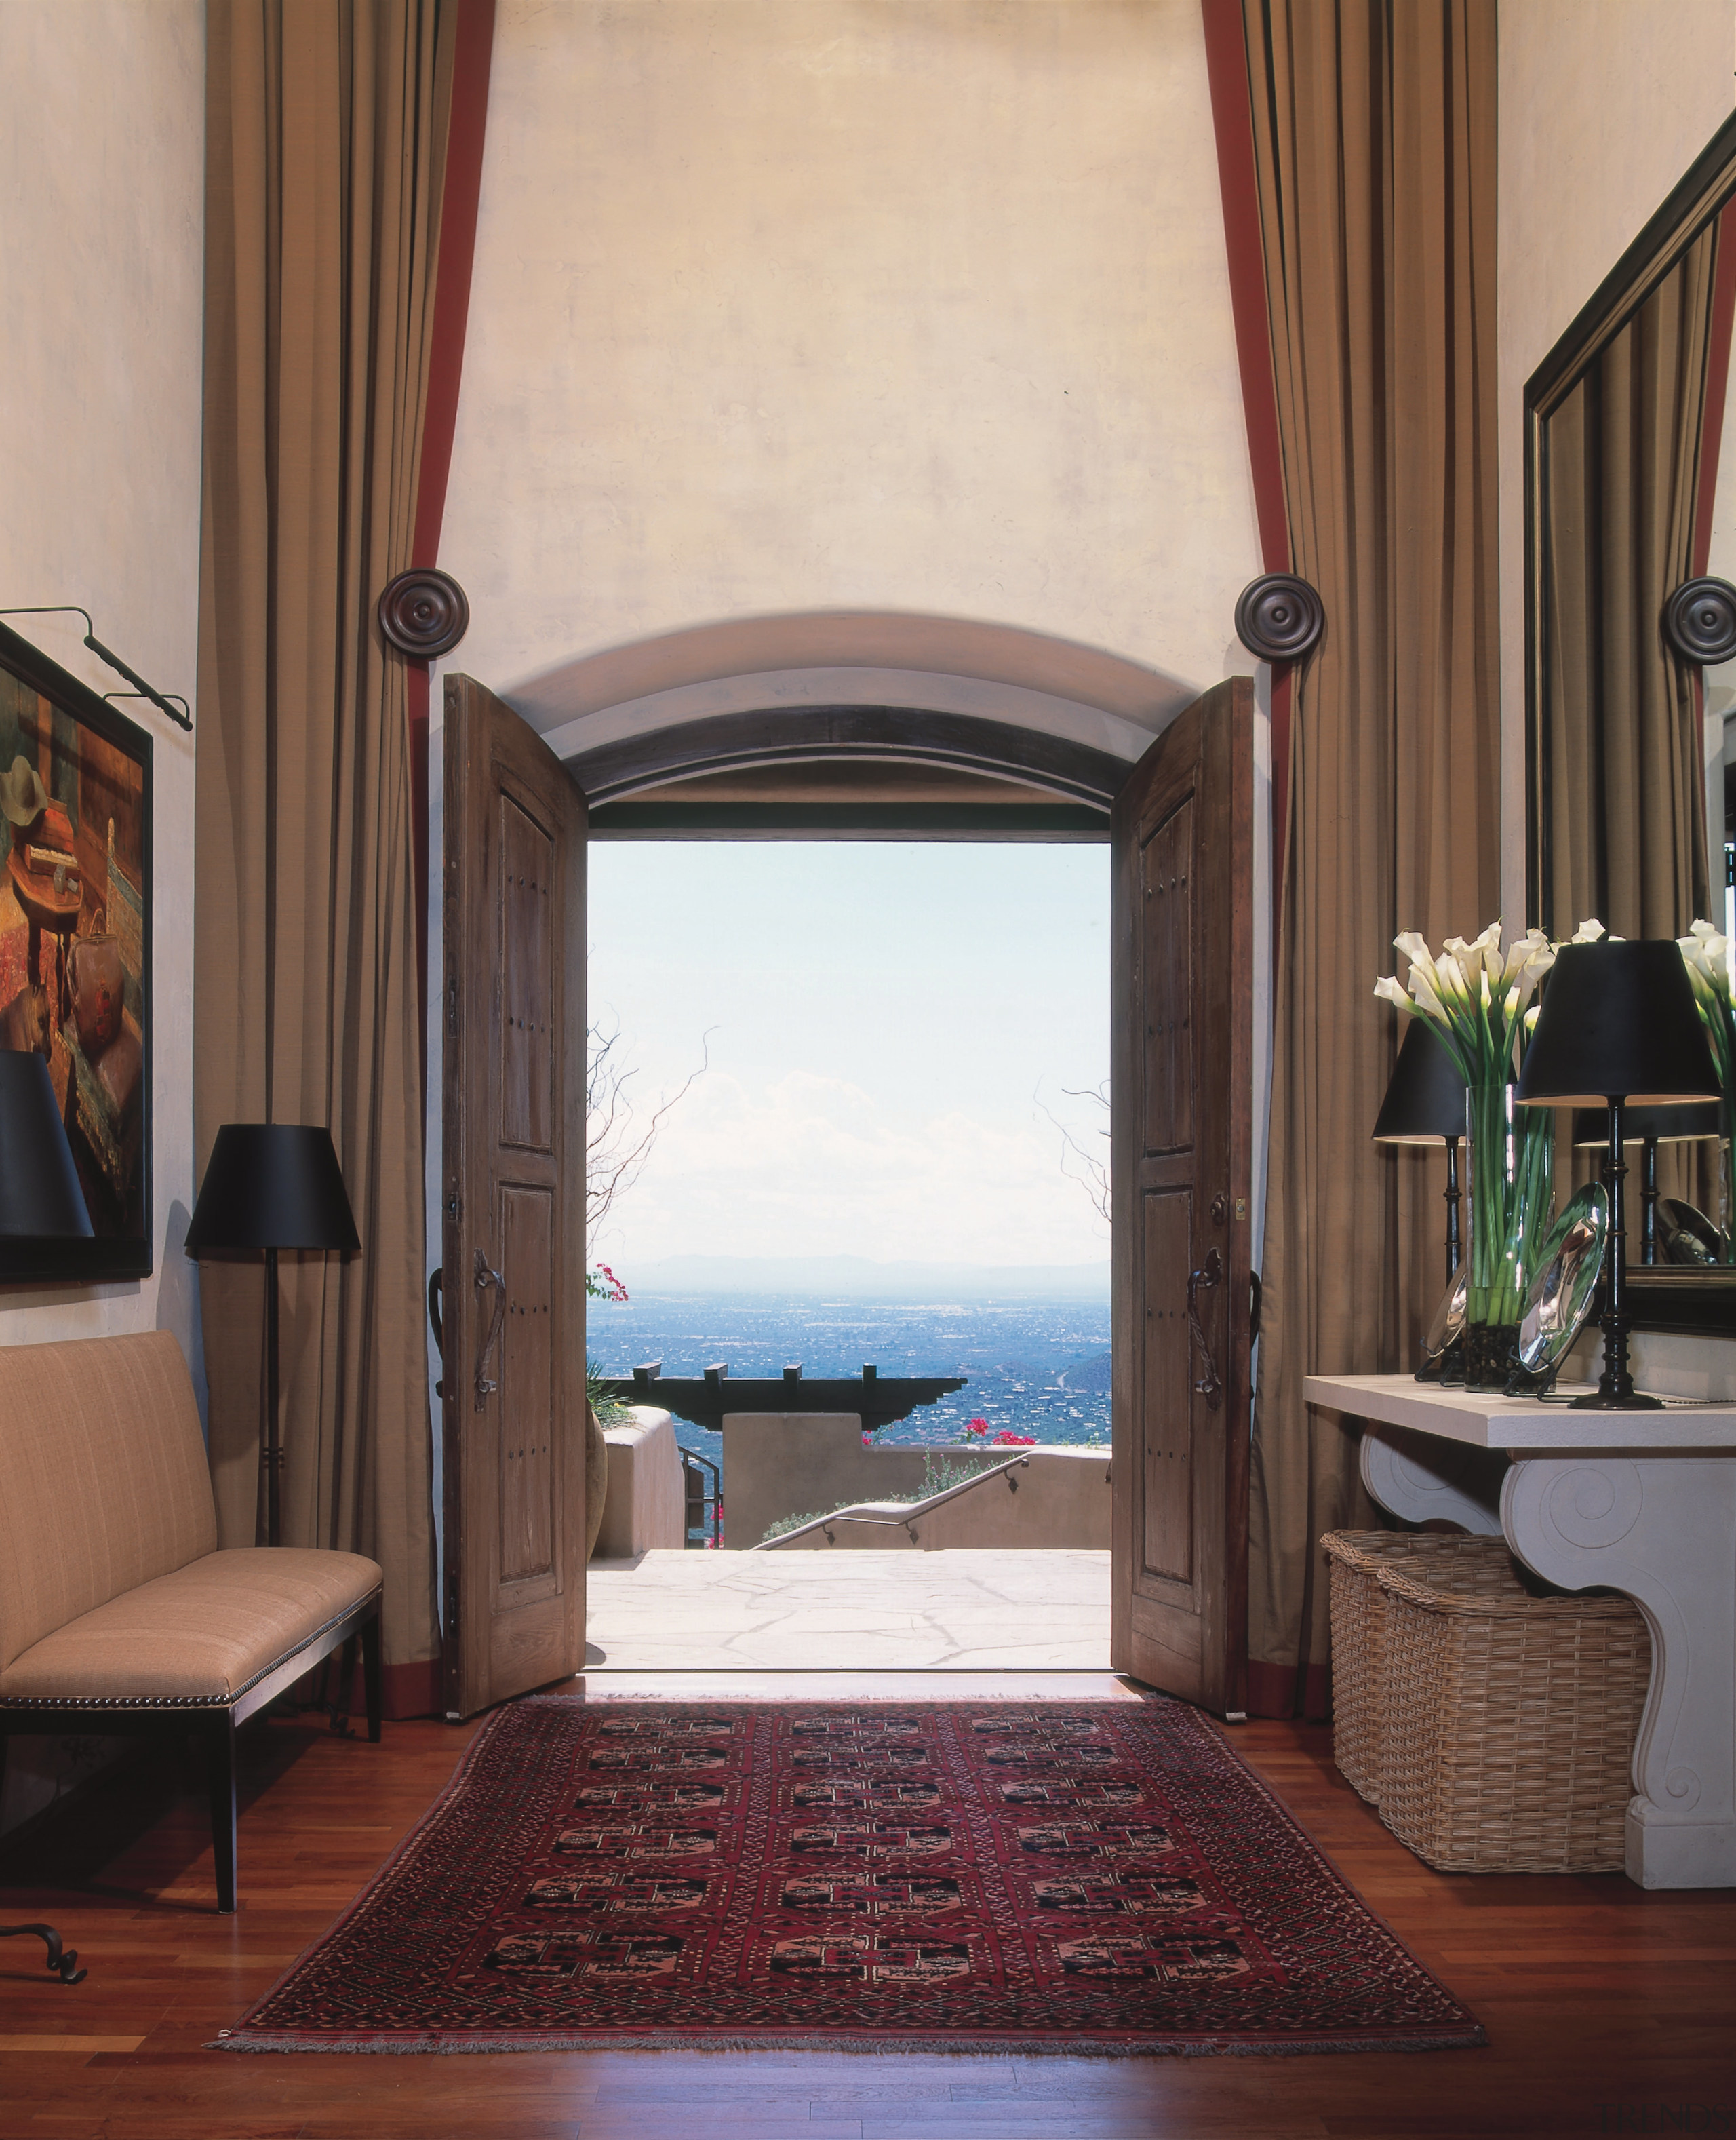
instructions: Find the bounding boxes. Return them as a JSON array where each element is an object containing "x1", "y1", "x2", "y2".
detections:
[
  {"x1": 362, "y1": 1609, "x2": 382, "y2": 1744},
  {"x1": 205, "y1": 1715, "x2": 237, "y2": 1914}
]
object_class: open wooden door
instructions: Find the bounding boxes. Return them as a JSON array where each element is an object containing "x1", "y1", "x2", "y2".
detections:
[
  {"x1": 1111, "y1": 677, "x2": 1254, "y2": 1716},
  {"x1": 441, "y1": 674, "x2": 588, "y2": 1719}
]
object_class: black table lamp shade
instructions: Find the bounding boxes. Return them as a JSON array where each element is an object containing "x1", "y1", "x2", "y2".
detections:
[
  {"x1": 1518, "y1": 941, "x2": 1720, "y2": 1409},
  {"x1": 184, "y1": 1124, "x2": 358, "y2": 1547},
  {"x1": 1373, "y1": 1019, "x2": 1468, "y2": 1144},
  {"x1": 1516, "y1": 941, "x2": 1719, "y2": 1108},
  {"x1": 185, "y1": 1125, "x2": 359, "y2": 1252},
  {"x1": 1572, "y1": 1101, "x2": 1723, "y2": 1146},
  {"x1": 0, "y1": 1051, "x2": 93, "y2": 1238}
]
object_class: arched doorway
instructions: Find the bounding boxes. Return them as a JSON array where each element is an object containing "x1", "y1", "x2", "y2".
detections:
[{"x1": 430, "y1": 617, "x2": 1256, "y2": 1722}]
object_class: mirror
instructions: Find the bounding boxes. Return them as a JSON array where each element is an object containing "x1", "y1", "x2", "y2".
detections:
[{"x1": 1527, "y1": 110, "x2": 1736, "y2": 1335}]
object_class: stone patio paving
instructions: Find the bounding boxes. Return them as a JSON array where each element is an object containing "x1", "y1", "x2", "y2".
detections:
[{"x1": 585, "y1": 1548, "x2": 1111, "y2": 1672}]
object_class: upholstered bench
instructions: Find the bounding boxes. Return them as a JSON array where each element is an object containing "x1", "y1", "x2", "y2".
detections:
[{"x1": 0, "y1": 1331, "x2": 382, "y2": 1911}]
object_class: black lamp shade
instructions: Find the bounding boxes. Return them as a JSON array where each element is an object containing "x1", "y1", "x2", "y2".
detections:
[
  {"x1": 1573, "y1": 1100, "x2": 1724, "y2": 1146},
  {"x1": 0, "y1": 1051, "x2": 94, "y2": 1237},
  {"x1": 1516, "y1": 941, "x2": 1720, "y2": 1108},
  {"x1": 1373, "y1": 1019, "x2": 1468, "y2": 1144},
  {"x1": 184, "y1": 1125, "x2": 360, "y2": 1253}
]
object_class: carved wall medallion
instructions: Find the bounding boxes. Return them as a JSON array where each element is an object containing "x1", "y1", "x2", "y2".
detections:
[
  {"x1": 378, "y1": 568, "x2": 471, "y2": 659},
  {"x1": 1661, "y1": 575, "x2": 1736, "y2": 666},
  {"x1": 1233, "y1": 574, "x2": 1325, "y2": 663}
]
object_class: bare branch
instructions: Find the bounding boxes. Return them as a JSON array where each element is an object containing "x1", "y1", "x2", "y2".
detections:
[
  {"x1": 1035, "y1": 1078, "x2": 1111, "y2": 1226},
  {"x1": 587, "y1": 1018, "x2": 712, "y2": 1239}
]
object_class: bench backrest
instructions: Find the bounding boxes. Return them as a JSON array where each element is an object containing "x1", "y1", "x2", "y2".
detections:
[{"x1": 0, "y1": 1330, "x2": 218, "y2": 1675}]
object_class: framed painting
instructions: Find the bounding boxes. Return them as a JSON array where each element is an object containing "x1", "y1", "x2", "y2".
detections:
[{"x1": 0, "y1": 621, "x2": 152, "y2": 1280}]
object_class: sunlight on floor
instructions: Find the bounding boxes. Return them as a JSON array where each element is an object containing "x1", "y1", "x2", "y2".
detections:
[{"x1": 585, "y1": 1547, "x2": 1111, "y2": 1671}]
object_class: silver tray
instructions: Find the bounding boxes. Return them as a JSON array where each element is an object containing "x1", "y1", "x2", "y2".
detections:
[
  {"x1": 1422, "y1": 1261, "x2": 1467, "y2": 1360},
  {"x1": 1516, "y1": 1183, "x2": 1610, "y2": 1377}
]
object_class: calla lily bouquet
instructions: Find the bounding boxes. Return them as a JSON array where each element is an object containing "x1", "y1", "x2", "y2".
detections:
[
  {"x1": 1374, "y1": 918, "x2": 1604, "y2": 1085},
  {"x1": 1373, "y1": 918, "x2": 1605, "y2": 1375},
  {"x1": 1677, "y1": 920, "x2": 1736, "y2": 1092}
]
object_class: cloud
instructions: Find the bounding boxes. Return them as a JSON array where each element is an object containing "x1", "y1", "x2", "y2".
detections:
[{"x1": 595, "y1": 1069, "x2": 1110, "y2": 1268}]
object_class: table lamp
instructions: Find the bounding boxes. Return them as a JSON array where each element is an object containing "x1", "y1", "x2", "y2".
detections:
[
  {"x1": 1372, "y1": 1019, "x2": 1468, "y2": 1378},
  {"x1": 184, "y1": 1125, "x2": 359, "y2": 1544},
  {"x1": 1518, "y1": 942, "x2": 1719, "y2": 1407},
  {"x1": 1571, "y1": 1102, "x2": 1722, "y2": 1265}
]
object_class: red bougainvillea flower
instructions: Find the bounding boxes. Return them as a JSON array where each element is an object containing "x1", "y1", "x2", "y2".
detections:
[
  {"x1": 964, "y1": 1418, "x2": 990, "y2": 1438},
  {"x1": 990, "y1": 1431, "x2": 1036, "y2": 1447}
]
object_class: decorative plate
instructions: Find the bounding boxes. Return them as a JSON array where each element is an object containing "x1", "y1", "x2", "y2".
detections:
[
  {"x1": 1422, "y1": 1260, "x2": 1468, "y2": 1360},
  {"x1": 1516, "y1": 1183, "x2": 1610, "y2": 1377},
  {"x1": 1656, "y1": 1197, "x2": 1721, "y2": 1266}
]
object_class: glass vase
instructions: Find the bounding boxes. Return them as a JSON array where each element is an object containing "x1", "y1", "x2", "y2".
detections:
[
  {"x1": 1463, "y1": 1080, "x2": 1554, "y2": 1388},
  {"x1": 1720, "y1": 1088, "x2": 1736, "y2": 1264}
]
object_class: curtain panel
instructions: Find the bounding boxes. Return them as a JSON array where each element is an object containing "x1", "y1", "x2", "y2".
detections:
[
  {"x1": 197, "y1": 0, "x2": 457, "y2": 1714},
  {"x1": 1238, "y1": 0, "x2": 1502, "y2": 1717}
]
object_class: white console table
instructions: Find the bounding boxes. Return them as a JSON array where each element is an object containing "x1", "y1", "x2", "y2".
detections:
[{"x1": 1303, "y1": 1374, "x2": 1736, "y2": 1890}]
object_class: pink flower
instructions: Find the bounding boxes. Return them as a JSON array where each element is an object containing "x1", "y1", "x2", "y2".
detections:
[
  {"x1": 990, "y1": 1431, "x2": 1035, "y2": 1447},
  {"x1": 964, "y1": 1418, "x2": 989, "y2": 1439}
]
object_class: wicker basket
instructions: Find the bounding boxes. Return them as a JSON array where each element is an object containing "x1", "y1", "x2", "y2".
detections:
[
  {"x1": 1375, "y1": 1555, "x2": 1651, "y2": 1873},
  {"x1": 1322, "y1": 1530, "x2": 1517, "y2": 1805}
]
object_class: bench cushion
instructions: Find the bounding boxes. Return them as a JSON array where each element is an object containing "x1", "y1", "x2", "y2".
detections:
[
  {"x1": 0, "y1": 1330, "x2": 218, "y2": 1674},
  {"x1": 0, "y1": 1548, "x2": 382, "y2": 1708}
]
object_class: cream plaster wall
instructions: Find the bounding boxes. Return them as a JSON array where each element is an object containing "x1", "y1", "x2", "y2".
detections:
[
  {"x1": 1497, "y1": 0, "x2": 1736, "y2": 925},
  {"x1": 432, "y1": 0, "x2": 1261, "y2": 737}
]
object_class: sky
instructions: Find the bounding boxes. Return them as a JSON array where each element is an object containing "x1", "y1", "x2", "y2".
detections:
[{"x1": 586, "y1": 840, "x2": 1110, "y2": 1275}]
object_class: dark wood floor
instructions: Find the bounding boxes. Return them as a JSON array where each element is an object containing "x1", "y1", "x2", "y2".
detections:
[{"x1": 1, "y1": 1694, "x2": 1732, "y2": 2138}]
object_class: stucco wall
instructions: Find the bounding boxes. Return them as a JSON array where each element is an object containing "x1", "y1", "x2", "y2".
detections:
[
  {"x1": 0, "y1": 0, "x2": 204, "y2": 1354},
  {"x1": 0, "y1": 0, "x2": 204, "y2": 1837},
  {"x1": 432, "y1": 0, "x2": 1261, "y2": 728},
  {"x1": 1497, "y1": 0, "x2": 1736, "y2": 924}
]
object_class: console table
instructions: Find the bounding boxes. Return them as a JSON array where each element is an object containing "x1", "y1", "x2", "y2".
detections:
[{"x1": 1303, "y1": 1374, "x2": 1736, "y2": 1890}]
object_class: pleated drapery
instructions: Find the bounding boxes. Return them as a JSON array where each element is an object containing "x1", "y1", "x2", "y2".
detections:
[
  {"x1": 197, "y1": 0, "x2": 456, "y2": 1713},
  {"x1": 1542, "y1": 234, "x2": 1716, "y2": 948},
  {"x1": 1239, "y1": 0, "x2": 1502, "y2": 1717}
]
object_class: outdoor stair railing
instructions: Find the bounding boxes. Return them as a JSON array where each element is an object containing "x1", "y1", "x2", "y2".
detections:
[{"x1": 747, "y1": 1454, "x2": 1031, "y2": 1550}]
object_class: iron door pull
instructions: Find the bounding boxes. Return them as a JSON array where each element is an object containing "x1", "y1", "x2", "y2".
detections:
[
  {"x1": 1187, "y1": 1247, "x2": 1224, "y2": 1409},
  {"x1": 428, "y1": 1268, "x2": 445, "y2": 1399},
  {"x1": 473, "y1": 1249, "x2": 506, "y2": 1411}
]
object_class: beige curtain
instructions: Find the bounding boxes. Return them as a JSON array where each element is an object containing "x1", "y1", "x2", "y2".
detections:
[
  {"x1": 1544, "y1": 237, "x2": 1716, "y2": 947},
  {"x1": 197, "y1": 0, "x2": 455, "y2": 1712},
  {"x1": 1242, "y1": 0, "x2": 1501, "y2": 1715}
]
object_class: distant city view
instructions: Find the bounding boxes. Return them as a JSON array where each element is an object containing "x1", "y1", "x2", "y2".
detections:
[{"x1": 589, "y1": 1288, "x2": 1112, "y2": 1483}]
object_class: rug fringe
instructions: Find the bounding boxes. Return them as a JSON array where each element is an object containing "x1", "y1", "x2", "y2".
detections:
[{"x1": 209, "y1": 2027, "x2": 1487, "y2": 2057}]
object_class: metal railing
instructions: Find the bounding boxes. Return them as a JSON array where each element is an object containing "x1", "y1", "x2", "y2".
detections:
[{"x1": 747, "y1": 1454, "x2": 1031, "y2": 1551}]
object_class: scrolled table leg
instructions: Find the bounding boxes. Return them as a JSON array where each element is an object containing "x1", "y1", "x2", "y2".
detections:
[{"x1": 1502, "y1": 1452, "x2": 1736, "y2": 1889}]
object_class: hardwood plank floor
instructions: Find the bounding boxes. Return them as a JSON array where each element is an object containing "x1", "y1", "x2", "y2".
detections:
[{"x1": 1, "y1": 1686, "x2": 1731, "y2": 2138}]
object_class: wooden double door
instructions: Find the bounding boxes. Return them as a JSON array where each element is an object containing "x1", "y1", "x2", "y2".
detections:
[{"x1": 438, "y1": 674, "x2": 1254, "y2": 1719}]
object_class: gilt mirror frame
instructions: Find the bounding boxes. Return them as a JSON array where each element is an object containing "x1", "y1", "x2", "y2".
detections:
[{"x1": 1526, "y1": 109, "x2": 1736, "y2": 1338}]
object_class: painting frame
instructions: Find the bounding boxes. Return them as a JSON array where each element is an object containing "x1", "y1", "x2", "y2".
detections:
[{"x1": 0, "y1": 620, "x2": 153, "y2": 1282}]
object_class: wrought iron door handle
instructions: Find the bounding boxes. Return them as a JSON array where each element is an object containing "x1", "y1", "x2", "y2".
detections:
[
  {"x1": 1187, "y1": 1247, "x2": 1223, "y2": 1409},
  {"x1": 428, "y1": 1268, "x2": 445, "y2": 1399},
  {"x1": 473, "y1": 1250, "x2": 506, "y2": 1412}
]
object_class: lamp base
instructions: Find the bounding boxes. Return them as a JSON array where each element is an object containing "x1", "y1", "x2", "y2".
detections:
[{"x1": 1570, "y1": 1386, "x2": 1664, "y2": 1412}]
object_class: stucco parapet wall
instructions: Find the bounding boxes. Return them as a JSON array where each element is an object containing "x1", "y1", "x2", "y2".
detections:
[
  {"x1": 718, "y1": 1411, "x2": 1110, "y2": 1553},
  {"x1": 597, "y1": 1406, "x2": 685, "y2": 1558}
]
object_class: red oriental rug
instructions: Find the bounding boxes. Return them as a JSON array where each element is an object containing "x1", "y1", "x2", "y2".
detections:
[{"x1": 216, "y1": 1696, "x2": 1484, "y2": 2057}]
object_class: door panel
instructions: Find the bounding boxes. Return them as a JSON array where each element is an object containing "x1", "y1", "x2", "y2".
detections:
[
  {"x1": 443, "y1": 673, "x2": 587, "y2": 1719},
  {"x1": 1111, "y1": 678, "x2": 1253, "y2": 1716}
]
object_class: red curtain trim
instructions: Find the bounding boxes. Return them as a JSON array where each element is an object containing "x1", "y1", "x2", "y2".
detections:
[
  {"x1": 1200, "y1": 0, "x2": 1293, "y2": 916},
  {"x1": 1245, "y1": 1657, "x2": 1331, "y2": 1722},
  {"x1": 409, "y1": 0, "x2": 498, "y2": 1106}
]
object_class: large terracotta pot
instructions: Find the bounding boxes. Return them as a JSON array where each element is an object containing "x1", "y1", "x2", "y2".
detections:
[
  {"x1": 586, "y1": 1405, "x2": 609, "y2": 1561},
  {"x1": 68, "y1": 933, "x2": 124, "y2": 1055}
]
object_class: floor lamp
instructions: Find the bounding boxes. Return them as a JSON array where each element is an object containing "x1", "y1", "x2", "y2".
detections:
[
  {"x1": 1372, "y1": 1019, "x2": 1467, "y2": 1380},
  {"x1": 184, "y1": 1125, "x2": 359, "y2": 1546},
  {"x1": 0, "y1": 1051, "x2": 90, "y2": 1985}
]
